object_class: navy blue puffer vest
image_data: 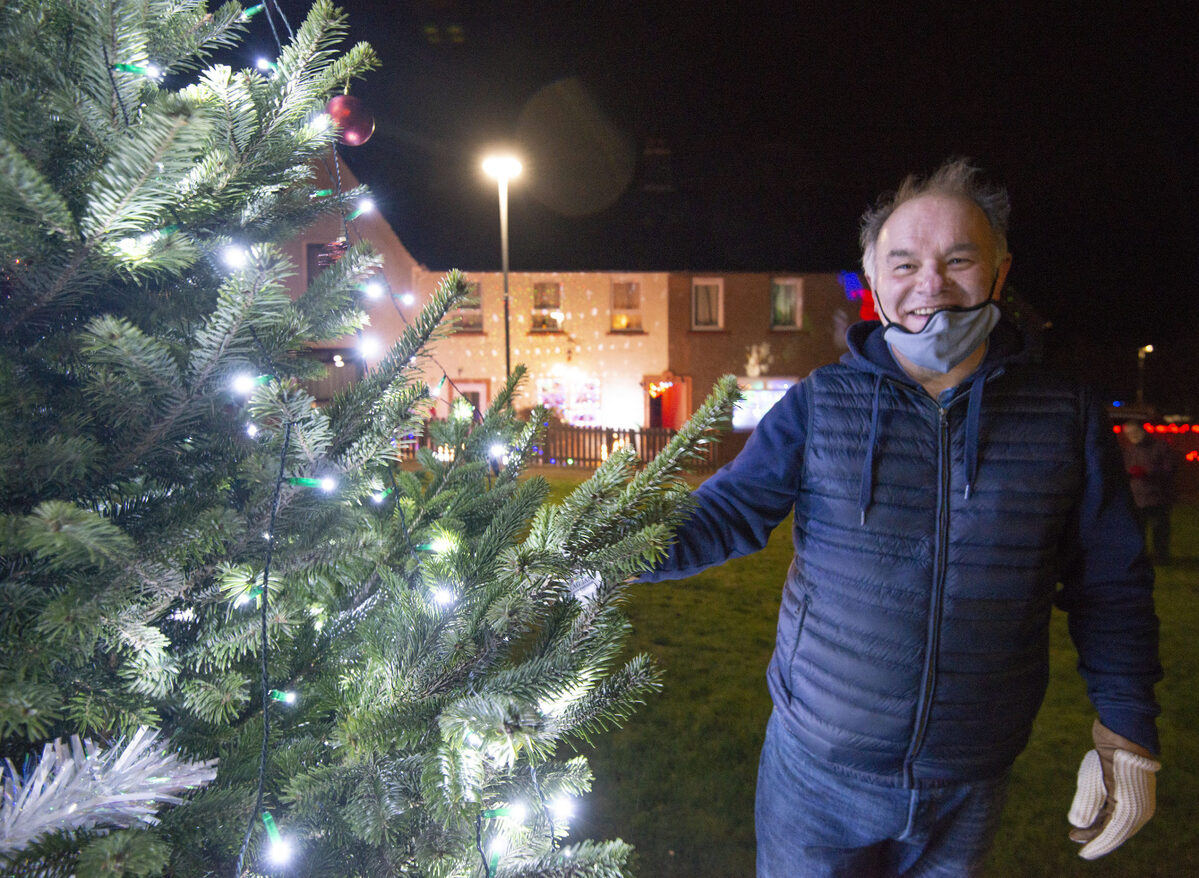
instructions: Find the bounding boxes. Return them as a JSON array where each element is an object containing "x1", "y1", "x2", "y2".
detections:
[{"x1": 766, "y1": 361, "x2": 1086, "y2": 787}]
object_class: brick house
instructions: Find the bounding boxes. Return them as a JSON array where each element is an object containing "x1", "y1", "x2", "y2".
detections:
[{"x1": 285, "y1": 163, "x2": 860, "y2": 431}]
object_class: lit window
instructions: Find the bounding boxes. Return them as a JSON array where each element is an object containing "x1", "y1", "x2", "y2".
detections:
[
  {"x1": 733, "y1": 378, "x2": 795, "y2": 430},
  {"x1": 770, "y1": 278, "x2": 803, "y2": 330},
  {"x1": 610, "y1": 281, "x2": 642, "y2": 331},
  {"x1": 532, "y1": 281, "x2": 563, "y2": 332},
  {"x1": 691, "y1": 278, "x2": 723, "y2": 330},
  {"x1": 537, "y1": 375, "x2": 601, "y2": 426},
  {"x1": 452, "y1": 281, "x2": 483, "y2": 332}
]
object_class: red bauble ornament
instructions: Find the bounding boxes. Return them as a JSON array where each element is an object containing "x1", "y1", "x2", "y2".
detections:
[
  {"x1": 326, "y1": 94, "x2": 375, "y2": 146},
  {"x1": 316, "y1": 237, "x2": 349, "y2": 268}
]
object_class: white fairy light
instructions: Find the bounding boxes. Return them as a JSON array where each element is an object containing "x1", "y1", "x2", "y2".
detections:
[
  {"x1": 363, "y1": 280, "x2": 384, "y2": 299},
  {"x1": 550, "y1": 796, "x2": 575, "y2": 821},
  {"x1": 267, "y1": 836, "x2": 293, "y2": 865},
  {"x1": 432, "y1": 587, "x2": 455, "y2": 607},
  {"x1": 358, "y1": 335, "x2": 381, "y2": 359},
  {"x1": 231, "y1": 373, "x2": 256, "y2": 395},
  {"x1": 245, "y1": 423, "x2": 259, "y2": 438},
  {"x1": 507, "y1": 802, "x2": 528, "y2": 824},
  {"x1": 318, "y1": 476, "x2": 337, "y2": 493},
  {"x1": 400, "y1": 292, "x2": 415, "y2": 306},
  {"x1": 221, "y1": 245, "x2": 248, "y2": 269}
]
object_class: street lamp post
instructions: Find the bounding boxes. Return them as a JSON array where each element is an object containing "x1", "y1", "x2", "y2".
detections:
[
  {"x1": 1136, "y1": 343, "x2": 1154, "y2": 407},
  {"x1": 482, "y1": 154, "x2": 522, "y2": 378}
]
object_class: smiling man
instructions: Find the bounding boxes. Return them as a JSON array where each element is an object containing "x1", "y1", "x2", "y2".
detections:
[{"x1": 642, "y1": 159, "x2": 1162, "y2": 876}]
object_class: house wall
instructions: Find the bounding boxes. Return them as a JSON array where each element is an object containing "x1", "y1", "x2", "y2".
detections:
[
  {"x1": 666, "y1": 272, "x2": 855, "y2": 417},
  {"x1": 281, "y1": 161, "x2": 856, "y2": 431},
  {"x1": 413, "y1": 269, "x2": 671, "y2": 428},
  {"x1": 279, "y1": 160, "x2": 423, "y2": 364}
]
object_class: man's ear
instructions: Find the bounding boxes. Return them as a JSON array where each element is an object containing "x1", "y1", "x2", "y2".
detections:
[{"x1": 991, "y1": 253, "x2": 1013, "y2": 299}]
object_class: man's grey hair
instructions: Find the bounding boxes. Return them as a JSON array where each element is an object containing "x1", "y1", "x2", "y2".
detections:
[{"x1": 859, "y1": 158, "x2": 1011, "y2": 285}]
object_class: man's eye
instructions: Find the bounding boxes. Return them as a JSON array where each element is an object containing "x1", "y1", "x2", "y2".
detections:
[{"x1": 947, "y1": 257, "x2": 972, "y2": 266}]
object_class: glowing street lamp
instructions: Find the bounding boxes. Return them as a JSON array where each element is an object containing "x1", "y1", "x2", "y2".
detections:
[
  {"x1": 482, "y1": 154, "x2": 522, "y2": 378},
  {"x1": 1136, "y1": 344, "x2": 1154, "y2": 406}
]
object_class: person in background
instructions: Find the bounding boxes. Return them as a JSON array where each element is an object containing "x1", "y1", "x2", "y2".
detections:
[
  {"x1": 643, "y1": 158, "x2": 1162, "y2": 877},
  {"x1": 1120, "y1": 420, "x2": 1178, "y2": 564}
]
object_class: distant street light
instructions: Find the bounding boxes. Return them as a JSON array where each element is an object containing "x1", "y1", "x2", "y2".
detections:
[
  {"x1": 1136, "y1": 344, "x2": 1154, "y2": 406},
  {"x1": 482, "y1": 154, "x2": 522, "y2": 378}
]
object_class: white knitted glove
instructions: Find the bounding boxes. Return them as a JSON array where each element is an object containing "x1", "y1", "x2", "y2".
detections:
[{"x1": 1067, "y1": 719, "x2": 1160, "y2": 860}]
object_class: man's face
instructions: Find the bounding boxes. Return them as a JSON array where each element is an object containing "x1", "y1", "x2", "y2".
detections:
[{"x1": 870, "y1": 193, "x2": 1012, "y2": 333}]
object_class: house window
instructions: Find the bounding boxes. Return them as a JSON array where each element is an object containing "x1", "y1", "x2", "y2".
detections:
[
  {"x1": 610, "y1": 281, "x2": 642, "y2": 332},
  {"x1": 451, "y1": 281, "x2": 483, "y2": 332},
  {"x1": 770, "y1": 278, "x2": 803, "y2": 330},
  {"x1": 531, "y1": 281, "x2": 563, "y2": 332},
  {"x1": 691, "y1": 278, "x2": 723, "y2": 330}
]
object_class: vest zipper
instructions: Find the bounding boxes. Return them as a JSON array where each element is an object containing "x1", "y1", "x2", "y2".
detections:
[{"x1": 904, "y1": 403, "x2": 950, "y2": 786}]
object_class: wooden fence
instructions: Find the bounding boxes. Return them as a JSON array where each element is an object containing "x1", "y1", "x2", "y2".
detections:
[{"x1": 398, "y1": 423, "x2": 746, "y2": 473}]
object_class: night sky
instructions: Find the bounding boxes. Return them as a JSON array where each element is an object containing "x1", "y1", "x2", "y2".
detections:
[{"x1": 252, "y1": 1, "x2": 1197, "y2": 410}]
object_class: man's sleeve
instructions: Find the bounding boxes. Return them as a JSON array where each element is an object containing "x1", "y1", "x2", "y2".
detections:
[
  {"x1": 639, "y1": 380, "x2": 809, "y2": 582},
  {"x1": 1056, "y1": 390, "x2": 1163, "y2": 753}
]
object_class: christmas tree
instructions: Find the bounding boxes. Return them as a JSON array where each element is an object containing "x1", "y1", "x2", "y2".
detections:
[{"x1": 0, "y1": 1, "x2": 738, "y2": 875}]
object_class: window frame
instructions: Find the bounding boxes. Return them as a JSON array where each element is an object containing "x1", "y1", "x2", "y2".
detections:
[
  {"x1": 690, "y1": 277, "x2": 724, "y2": 330},
  {"x1": 451, "y1": 280, "x2": 484, "y2": 333},
  {"x1": 769, "y1": 277, "x2": 804, "y2": 331},
  {"x1": 609, "y1": 279, "x2": 643, "y2": 333},
  {"x1": 531, "y1": 281, "x2": 563, "y2": 333}
]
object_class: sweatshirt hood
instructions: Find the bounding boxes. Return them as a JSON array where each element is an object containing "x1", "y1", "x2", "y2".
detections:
[{"x1": 845, "y1": 317, "x2": 1028, "y2": 525}]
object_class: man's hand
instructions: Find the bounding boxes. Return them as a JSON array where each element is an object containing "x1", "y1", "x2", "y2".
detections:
[{"x1": 1068, "y1": 718, "x2": 1160, "y2": 859}]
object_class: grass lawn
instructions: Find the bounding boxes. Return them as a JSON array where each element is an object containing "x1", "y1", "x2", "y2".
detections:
[{"x1": 535, "y1": 469, "x2": 1199, "y2": 877}]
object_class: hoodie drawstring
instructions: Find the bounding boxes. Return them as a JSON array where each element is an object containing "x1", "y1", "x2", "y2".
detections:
[
  {"x1": 963, "y1": 375, "x2": 985, "y2": 500},
  {"x1": 859, "y1": 373, "x2": 986, "y2": 524},
  {"x1": 859, "y1": 374, "x2": 884, "y2": 525}
]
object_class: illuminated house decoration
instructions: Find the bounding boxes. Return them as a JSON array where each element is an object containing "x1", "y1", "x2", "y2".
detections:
[
  {"x1": 537, "y1": 367, "x2": 602, "y2": 426},
  {"x1": 839, "y1": 271, "x2": 877, "y2": 321},
  {"x1": 648, "y1": 380, "x2": 674, "y2": 398},
  {"x1": 733, "y1": 378, "x2": 795, "y2": 431}
]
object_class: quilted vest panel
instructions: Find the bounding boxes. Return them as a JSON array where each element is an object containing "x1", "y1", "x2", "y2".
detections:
[{"x1": 766, "y1": 364, "x2": 1085, "y2": 786}]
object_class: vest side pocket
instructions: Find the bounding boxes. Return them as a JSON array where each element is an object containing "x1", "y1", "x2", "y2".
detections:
[{"x1": 786, "y1": 592, "x2": 811, "y2": 671}]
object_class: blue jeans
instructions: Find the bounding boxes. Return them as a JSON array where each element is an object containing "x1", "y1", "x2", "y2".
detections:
[{"x1": 756, "y1": 711, "x2": 1009, "y2": 877}]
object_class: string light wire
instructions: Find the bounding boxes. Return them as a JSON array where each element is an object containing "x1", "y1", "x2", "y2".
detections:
[{"x1": 235, "y1": 419, "x2": 294, "y2": 876}]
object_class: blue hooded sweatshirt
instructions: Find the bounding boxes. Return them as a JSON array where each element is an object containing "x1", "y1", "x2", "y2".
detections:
[{"x1": 643, "y1": 319, "x2": 1161, "y2": 786}]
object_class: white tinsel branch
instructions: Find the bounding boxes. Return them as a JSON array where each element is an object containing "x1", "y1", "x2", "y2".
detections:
[{"x1": 0, "y1": 726, "x2": 217, "y2": 855}]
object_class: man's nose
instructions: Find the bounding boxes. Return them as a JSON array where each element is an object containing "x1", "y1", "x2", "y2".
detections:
[{"x1": 915, "y1": 263, "x2": 947, "y2": 294}]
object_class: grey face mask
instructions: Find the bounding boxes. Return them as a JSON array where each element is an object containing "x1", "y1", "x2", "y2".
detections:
[{"x1": 883, "y1": 300, "x2": 1000, "y2": 373}]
